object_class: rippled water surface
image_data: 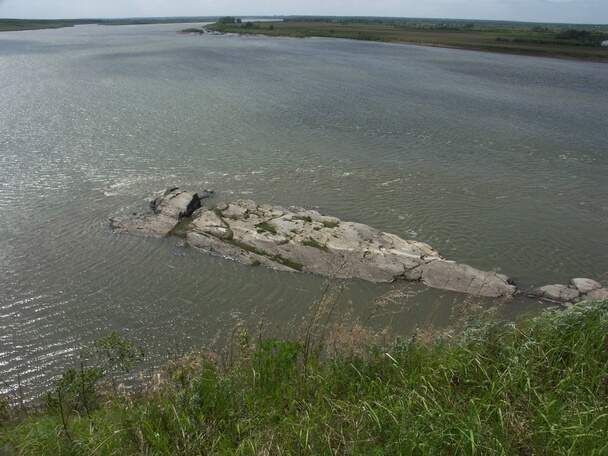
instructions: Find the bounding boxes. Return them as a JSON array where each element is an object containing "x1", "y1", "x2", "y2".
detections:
[{"x1": 1, "y1": 23, "x2": 607, "y2": 396}]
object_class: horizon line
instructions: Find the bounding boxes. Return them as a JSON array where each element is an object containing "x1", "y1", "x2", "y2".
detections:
[{"x1": 1, "y1": 15, "x2": 607, "y2": 27}]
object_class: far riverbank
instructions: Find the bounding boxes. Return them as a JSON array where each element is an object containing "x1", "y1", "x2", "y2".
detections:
[{"x1": 207, "y1": 18, "x2": 608, "y2": 62}]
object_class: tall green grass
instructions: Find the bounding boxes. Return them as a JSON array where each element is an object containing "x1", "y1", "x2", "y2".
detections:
[{"x1": 1, "y1": 300, "x2": 607, "y2": 455}]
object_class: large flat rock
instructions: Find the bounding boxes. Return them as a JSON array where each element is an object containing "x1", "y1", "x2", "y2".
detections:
[
  {"x1": 111, "y1": 192, "x2": 517, "y2": 298},
  {"x1": 185, "y1": 199, "x2": 516, "y2": 297}
]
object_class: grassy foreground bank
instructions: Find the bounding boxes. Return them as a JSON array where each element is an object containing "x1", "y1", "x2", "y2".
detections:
[
  {"x1": 209, "y1": 18, "x2": 608, "y2": 62},
  {"x1": 2, "y1": 300, "x2": 608, "y2": 455}
]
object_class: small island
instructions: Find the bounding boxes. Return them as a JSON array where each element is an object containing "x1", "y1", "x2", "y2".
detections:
[
  {"x1": 110, "y1": 187, "x2": 518, "y2": 297},
  {"x1": 110, "y1": 187, "x2": 608, "y2": 302}
]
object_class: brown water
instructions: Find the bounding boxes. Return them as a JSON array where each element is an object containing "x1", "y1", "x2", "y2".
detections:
[{"x1": 1, "y1": 23, "x2": 607, "y2": 397}]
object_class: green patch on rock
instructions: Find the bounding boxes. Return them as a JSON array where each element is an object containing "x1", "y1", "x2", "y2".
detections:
[
  {"x1": 256, "y1": 221, "x2": 277, "y2": 235},
  {"x1": 226, "y1": 239, "x2": 303, "y2": 271},
  {"x1": 303, "y1": 238, "x2": 329, "y2": 252},
  {"x1": 226, "y1": 238, "x2": 266, "y2": 256},
  {"x1": 275, "y1": 256, "x2": 303, "y2": 271},
  {"x1": 294, "y1": 215, "x2": 313, "y2": 223},
  {"x1": 322, "y1": 220, "x2": 340, "y2": 229}
]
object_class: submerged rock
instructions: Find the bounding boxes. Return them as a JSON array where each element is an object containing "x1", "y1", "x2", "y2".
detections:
[
  {"x1": 535, "y1": 284, "x2": 580, "y2": 303},
  {"x1": 585, "y1": 288, "x2": 608, "y2": 301},
  {"x1": 111, "y1": 191, "x2": 517, "y2": 298},
  {"x1": 418, "y1": 261, "x2": 515, "y2": 298},
  {"x1": 534, "y1": 277, "x2": 607, "y2": 304},
  {"x1": 570, "y1": 278, "x2": 602, "y2": 294}
]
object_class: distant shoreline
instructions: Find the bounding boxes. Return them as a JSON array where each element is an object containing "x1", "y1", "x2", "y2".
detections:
[
  {"x1": 0, "y1": 18, "x2": 217, "y2": 32},
  {"x1": 207, "y1": 19, "x2": 608, "y2": 62},
  {"x1": 2, "y1": 17, "x2": 607, "y2": 62}
]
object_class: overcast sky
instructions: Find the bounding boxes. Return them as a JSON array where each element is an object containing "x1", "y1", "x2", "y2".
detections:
[{"x1": 0, "y1": 0, "x2": 606, "y2": 24}]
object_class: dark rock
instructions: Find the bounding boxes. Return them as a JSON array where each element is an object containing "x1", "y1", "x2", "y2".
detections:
[{"x1": 110, "y1": 187, "x2": 207, "y2": 237}]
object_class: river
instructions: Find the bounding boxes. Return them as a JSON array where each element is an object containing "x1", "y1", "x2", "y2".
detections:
[{"x1": 1, "y1": 22, "x2": 607, "y2": 396}]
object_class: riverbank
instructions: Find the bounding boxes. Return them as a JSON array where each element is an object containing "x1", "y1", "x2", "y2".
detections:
[
  {"x1": 0, "y1": 18, "x2": 216, "y2": 32},
  {"x1": 208, "y1": 19, "x2": 608, "y2": 62},
  {"x1": 2, "y1": 300, "x2": 607, "y2": 454}
]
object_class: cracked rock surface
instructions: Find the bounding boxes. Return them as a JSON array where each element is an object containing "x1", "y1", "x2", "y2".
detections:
[{"x1": 111, "y1": 190, "x2": 517, "y2": 298}]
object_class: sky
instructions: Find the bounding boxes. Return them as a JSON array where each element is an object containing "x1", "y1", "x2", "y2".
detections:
[{"x1": 0, "y1": 0, "x2": 606, "y2": 24}]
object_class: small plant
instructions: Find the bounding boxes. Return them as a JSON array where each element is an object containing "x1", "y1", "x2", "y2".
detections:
[
  {"x1": 218, "y1": 16, "x2": 237, "y2": 24},
  {"x1": 253, "y1": 340, "x2": 301, "y2": 396},
  {"x1": 45, "y1": 365, "x2": 103, "y2": 418},
  {"x1": 84, "y1": 332, "x2": 144, "y2": 395},
  {"x1": 89, "y1": 332, "x2": 144, "y2": 376}
]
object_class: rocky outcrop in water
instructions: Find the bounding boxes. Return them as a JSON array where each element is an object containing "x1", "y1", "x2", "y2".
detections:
[
  {"x1": 110, "y1": 187, "x2": 211, "y2": 237},
  {"x1": 111, "y1": 188, "x2": 516, "y2": 298},
  {"x1": 534, "y1": 278, "x2": 608, "y2": 304}
]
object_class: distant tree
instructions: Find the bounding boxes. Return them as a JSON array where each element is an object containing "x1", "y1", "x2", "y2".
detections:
[
  {"x1": 236, "y1": 18, "x2": 242, "y2": 24},
  {"x1": 556, "y1": 29, "x2": 591, "y2": 41},
  {"x1": 218, "y1": 16, "x2": 237, "y2": 24},
  {"x1": 244, "y1": 21, "x2": 254, "y2": 28},
  {"x1": 556, "y1": 29, "x2": 602, "y2": 46}
]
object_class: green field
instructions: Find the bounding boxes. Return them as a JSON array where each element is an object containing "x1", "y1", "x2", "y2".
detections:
[
  {"x1": 0, "y1": 19, "x2": 94, "y2": 32},
  {"x1": 2, "y1": 300, "x2": 608, "y2": 455},
  {"x1": 209, "y1": 18, "x2": 608, "y2": 61}
]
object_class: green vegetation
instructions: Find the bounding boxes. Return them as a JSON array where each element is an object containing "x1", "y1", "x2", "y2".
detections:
[
  {"x1": 0, "y1": 19, "x2": 95, "y2": 32},
  {"x1": 276, "y1": 256, "x2": 304, "y2": 271},
  {"x1": 2, "y1": 300, "x2": 608, "y2": 454},
  {"x1": 322, "y1": 220, "x2": 340, "y2": 229},
  {"x1": 225, "y1": 237, "x2": 268, "y2": 255},
  {"x1": 303, "y1": 237, "x2": 329, "y2": 251},
  {"x1": 181, "y1": 28, "x2": 206, "y2": 34},
  {"x1": 225, "y1": 238, "x2": 303, "y2": 271},
  {"x1": 217, "y1": 17, "x2": 241, "y2": 25},
  {"x1": 209, "y1": 18, "x2": 608, "y2": 61}
]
